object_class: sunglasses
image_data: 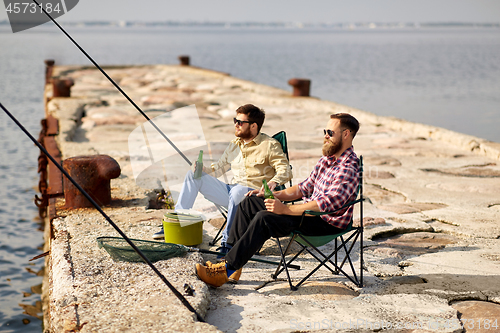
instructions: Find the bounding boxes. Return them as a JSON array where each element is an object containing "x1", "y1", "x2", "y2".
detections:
[
  {"x1": 324, "y1": 128, "x2": 347, "y2": 137},
  {"x1": 234, "y1": 118, "x2": 253, "y2": 126},
  {"x1": 323, "y1": 129, "x2": 334, "y2": 137}
]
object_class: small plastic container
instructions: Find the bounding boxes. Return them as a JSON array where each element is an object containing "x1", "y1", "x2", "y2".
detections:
[{"x1": 163, "y1": 212, "x2": 204, "y2": 246}]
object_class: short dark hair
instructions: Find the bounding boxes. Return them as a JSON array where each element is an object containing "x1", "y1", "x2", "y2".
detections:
[
  {"x1": 330, "y1": 113, "x2": 360, "y2": 138},
  {"x1": 236, "y1": 104, "x2": 265, "y2": 132}
]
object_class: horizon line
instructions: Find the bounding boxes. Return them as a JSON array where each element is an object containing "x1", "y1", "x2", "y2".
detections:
[{"x1": 1, "y1": 19, "x2": 499, "y2": 26}]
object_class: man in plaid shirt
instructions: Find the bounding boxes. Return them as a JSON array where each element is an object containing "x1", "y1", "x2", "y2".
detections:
[{"x1": 196, "y1": 113, "x2": 360, "y2": 287}]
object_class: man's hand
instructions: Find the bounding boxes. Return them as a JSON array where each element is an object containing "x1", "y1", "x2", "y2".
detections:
[
  {"x1": 191, "y1": 161, "x2": 204, "y2": 175},
  {"x1": 245, "y1": 181, "x2": 278, "y2": 197},
  {"x1": 264, "y1": 198, "x2": 288, "y2": 214},
  {"x1": 245, "y1": 188, "x2": 261, "y2": 197},
  {"x1": 267, "y1": 181, "x2": 277, "y2": 191}
]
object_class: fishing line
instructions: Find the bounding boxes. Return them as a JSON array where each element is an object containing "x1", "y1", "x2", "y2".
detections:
[
  {"x1": 0, "y1": 102, "x2": 205, "y2": 322},
  {"x1": 31, "y1": 0, "x2": 191, "y2": 166},
  {"x1": 33, "y1": 0, "x2": 235, "y2": 253}
]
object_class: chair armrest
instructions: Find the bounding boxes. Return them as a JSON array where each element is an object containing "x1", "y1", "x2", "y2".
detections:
[{"x1": 274, "y1": 184, "x2": 286, "y2": 191}]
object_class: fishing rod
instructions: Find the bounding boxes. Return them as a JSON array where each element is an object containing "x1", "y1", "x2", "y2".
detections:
[
  {"x1": 33, "y1": 0, "x2": 239, "y2": 255},
  {"x1": 31, "y1": 0, "x2": 191, "y2": 166},
  {"x1": 0, "y1": 103, "x2": 204, "y2": 322}
]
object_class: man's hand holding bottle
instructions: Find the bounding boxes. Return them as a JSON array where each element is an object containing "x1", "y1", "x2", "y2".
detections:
[{"x1": 245, "y1": 179, "x2": 277, "y2": 197}]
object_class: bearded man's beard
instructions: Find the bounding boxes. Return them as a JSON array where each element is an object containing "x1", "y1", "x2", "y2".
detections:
[
  {"x1": 236, "y1": 127, "x2": 253, "y2": 140},
  {"x1": 322, "y1": 137, "x2": 342, "y2": 156}
]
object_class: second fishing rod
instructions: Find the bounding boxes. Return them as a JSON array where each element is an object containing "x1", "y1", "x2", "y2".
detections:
[
  {"x1": 0, "y1": 102, "x2": 205, "y2": 322},
  {"x1": 31, "y1": 0, "x2": 192, "y2": 166}
]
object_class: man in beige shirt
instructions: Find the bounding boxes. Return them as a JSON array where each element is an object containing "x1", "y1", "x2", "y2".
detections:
[{"x1": 154, "y1": 104, "x2": 292, "y2": 255}]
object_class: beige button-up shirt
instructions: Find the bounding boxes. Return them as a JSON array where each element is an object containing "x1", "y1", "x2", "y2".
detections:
[{"x1": 209, "y1": 133, "x2": 292, "y2": 189}]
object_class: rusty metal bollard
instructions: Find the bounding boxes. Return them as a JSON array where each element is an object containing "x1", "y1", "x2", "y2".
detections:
[
  {"x1": 52, "y1": 78, "x2": 74, "y2": 97},
  {"x1": 178, "y1": 55, "x2": 190, "y2": 66},
  {"x1": 44, "y1": 59, "x2": 55, "y2": 85},
  {"x1": 63, "y1": 155, "x2": 121, "y2": 209},
  {"x1": 288, "y1": 78, "x2": 311, "y2": 97}
]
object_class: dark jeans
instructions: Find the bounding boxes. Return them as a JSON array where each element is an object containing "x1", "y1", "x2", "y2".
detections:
[{"x1": 224, "y1": 196, "x2": 344, "y2": 270}]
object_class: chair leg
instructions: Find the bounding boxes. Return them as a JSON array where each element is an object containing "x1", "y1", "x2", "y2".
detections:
[
  {"x1": 209, "y1": 206, "x2": 228, "y2": 246},
  {"x1": 337, "y1": 233, "x2": 360, "y2": 285},
  {"x1": 293, "y1": 236, "x2": 344, "y2": 288},
  {"x1": 272, "y1": 244, "x2": 304, "y2": 279},
  {"x1": 295, "y1": 230, "x2": 362, "y2": 288},
  {"x1": 334, "y1": 238, "x2": 338, "y2": 274},
  {"x1": 329, "y1": 231, "x2": 361, "y2": 287},
  {"x1": 209, "y1": 219, "x2": 226, "y2": 246},
  {"x1": 274, "y1": 237, "x2": 298, "y2": 291},
  {"x1": 360, "y1": 229, "x2": 363, "y2": 287},
  {"x1": 271, "y1": 234, "x2": 298, "y2": 277},
  {"x1": 272, "y1": 228, "x2": 364, "y2": 290}
]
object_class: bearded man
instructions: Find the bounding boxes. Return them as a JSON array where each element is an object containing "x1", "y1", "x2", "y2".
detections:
[
  {"x1": 195, "y1": 113, "x2": 360, "y2": 287},
  {"x1": 153, "y1": 104, "x2": 292, "y2": 257}
]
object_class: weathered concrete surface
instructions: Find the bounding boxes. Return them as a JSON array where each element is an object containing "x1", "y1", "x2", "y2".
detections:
[{"x1": 42, "y1": 64, "x2": 500, "y2": 332}]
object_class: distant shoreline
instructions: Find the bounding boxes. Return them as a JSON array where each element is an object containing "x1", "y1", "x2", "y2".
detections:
[{"x1": 1, "y1": 19, "x2": 499, "y2": 29}]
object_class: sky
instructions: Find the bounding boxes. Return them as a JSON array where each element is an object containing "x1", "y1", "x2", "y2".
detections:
[{"x1": 1, "y1": 0, "x2": 500, "y2": 23}]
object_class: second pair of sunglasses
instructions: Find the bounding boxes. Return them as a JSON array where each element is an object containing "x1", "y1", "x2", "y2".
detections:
[{"x1": 234, "y1": 118, "x2": 254, "y2": 126}]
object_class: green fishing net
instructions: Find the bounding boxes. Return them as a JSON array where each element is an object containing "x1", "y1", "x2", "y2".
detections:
[{"x1": 97, "y1": 237, "x2": 187, "y2": 263}]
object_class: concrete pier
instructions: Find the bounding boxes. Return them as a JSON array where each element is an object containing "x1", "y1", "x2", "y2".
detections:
[{"x1": 40, "y1": 63, "x2": 500, "y2": 332}]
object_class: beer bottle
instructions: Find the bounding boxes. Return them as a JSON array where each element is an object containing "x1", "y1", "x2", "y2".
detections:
[
  {"x1": 194, "y1": 150, "x2": 203, "y2": 179},
  {"x1": 262, "y1": 179, "x2": 274, "y2": 199}
]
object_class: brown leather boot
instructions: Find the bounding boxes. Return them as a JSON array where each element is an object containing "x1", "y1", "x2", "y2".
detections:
[
  {"x1": 195, "y1": 263, "x2": 228, "y2": 288},
  {"x1": 206, "y1": 261, "x2": 242, "y2": 284}
]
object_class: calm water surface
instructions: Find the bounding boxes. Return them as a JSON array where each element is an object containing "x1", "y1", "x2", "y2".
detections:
[
  {"x1": 0, "y1": 29, "x2": 45, "y2": 332},
  {"x1": 0, "y1": 25, "x2": 499, "y2": 332}
]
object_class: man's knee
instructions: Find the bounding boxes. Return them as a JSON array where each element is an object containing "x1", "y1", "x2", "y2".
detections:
[
  {"x1": 254, "y1": 210, "x2": 275, "y2": 222},
  {"x1": 239, "y1": 195, "x2": 256, "y2": 208},
  {"x1": 184, "y1": 170, "x2": 210, "y2": 185},
  {"x1": 184, "y1": 170, "x2": 195, "y2": 181},
  {"x1": 246, "y1": 211, "x2": 275, "y2": 239},
  {"x1": 228, "y1": 192, "x2": 243, "y2": 205},
  {"x1": 234, "y1": 196, "x2": 258, "y2": 220},
  {"x1": 229, "y1": 186, "x2": 249, "y2": 201}
]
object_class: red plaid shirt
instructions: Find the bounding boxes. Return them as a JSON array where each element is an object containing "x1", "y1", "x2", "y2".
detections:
[{"x1": 298, "y1": 146, "x2": 360, "y2": 229}]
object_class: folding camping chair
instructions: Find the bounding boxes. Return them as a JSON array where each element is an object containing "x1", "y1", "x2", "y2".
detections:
[
  {"x1": 209, "y1": 204, "x2": 229, "y2": 246},
  {"x1": 271, "y1": 156, "x2": 364, "y2": 290},
  {"x1": 209, "y1": 131, "x2": 292, "y2": 246}
]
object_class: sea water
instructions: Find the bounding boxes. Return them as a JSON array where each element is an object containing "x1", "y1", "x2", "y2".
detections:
[{"x1": 0, "y1": 25, "x2": 499, "y2": 332}]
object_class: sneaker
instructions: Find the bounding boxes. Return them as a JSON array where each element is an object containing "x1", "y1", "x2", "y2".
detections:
[
  {"x1": 206, "y1": 261, "x2": 242, "y2": 284},
  {"x1": 152, "y1": 228, "x2": 164, "y2": 240},
  {"x1": 195, "y1": 263, "x2": 228, "y2": 288},
  {"x1": 215, "y1": 246, "x2": 231, "y2": 259}
]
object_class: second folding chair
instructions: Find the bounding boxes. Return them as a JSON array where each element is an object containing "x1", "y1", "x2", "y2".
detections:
[{"x1": 271, "y1": 156, "x2": 364, "y2": 290}]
